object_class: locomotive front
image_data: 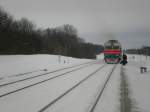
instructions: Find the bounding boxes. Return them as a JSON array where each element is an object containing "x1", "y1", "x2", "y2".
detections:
[{"x1": 103, "y1": 40, "x2": 122, "y2": 64}]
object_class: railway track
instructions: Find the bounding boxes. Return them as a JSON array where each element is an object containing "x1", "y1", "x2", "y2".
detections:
[
  {"x1": 7, "y1": 69, "x2": 46, "y2": 78},
  {"x1": 38, "y1": 64, "x2": 117, "y2": 112},
  {"x1": 0, "y1": 61, "x2": 96, "y2": 88},
  {"x1": 89, "y1": 64, "x2": 117, "y2": 112},
  {"x1": 38, "y1": 64, "x2": 108, "y2": 112},
  {"x1": 0, "y1": 61, "x2": 100, "y2": 98},
  {"x1": 6, "y1": 61, "x2": 96, "y2": 78}
]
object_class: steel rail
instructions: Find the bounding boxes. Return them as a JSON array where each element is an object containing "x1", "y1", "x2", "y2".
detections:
[
  {"x1": 0, "y1": 61, "x2": 99, "y2": 98},
  {"x1": 0, "y1": 61, "x2": 96, "y2": 88},
  {"x1": 38, "y1": 64, "x2": 106, "y2": 112},
  {"x1": 89, "y1": 64, "x2": 117, "y2": 112},
  {"x1": 9, "y1": 61, "x2": 95, "y2": 78}
]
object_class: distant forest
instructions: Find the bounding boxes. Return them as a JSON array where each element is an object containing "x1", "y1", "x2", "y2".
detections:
[
  {"x1": 126, "y1": 46, "x2": 150, "y2": 56},
  {"x1": 0, "y1": 7, "x2": 103, "y2": 59}
]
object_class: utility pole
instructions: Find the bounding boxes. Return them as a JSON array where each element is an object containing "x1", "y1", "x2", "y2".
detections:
[
  {"x1": 58, "y1": 47, "x2": 62, "y2": 64},
  {"x1": 146, "y1": 48, "x2": 149, "y2": 60}
]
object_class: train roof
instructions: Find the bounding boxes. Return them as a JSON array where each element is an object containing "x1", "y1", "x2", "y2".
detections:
[
  {"x1": 104, "y1": 40, "x2": 121, "y2": 47},
  {"x1": 104, "y1": 40, "x2": 120, "y2": 44},
  {"x1": 108, "y1": 40, "x2": 118, "y2": 43}
]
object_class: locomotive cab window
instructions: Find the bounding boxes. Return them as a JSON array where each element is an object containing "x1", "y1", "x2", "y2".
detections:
[
  {"x1": 105, "y1": 46, "x2": 112, "y2": 49},
  {"x1": 113, "y1": 46, "x2": 120, "y2": 49}
]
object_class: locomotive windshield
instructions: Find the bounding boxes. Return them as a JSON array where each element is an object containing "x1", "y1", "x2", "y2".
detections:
[
  {"x1": 113, "y1": 46, "x2": 120, "y2": 49},
  {"x1": 105, "y1": 46, "x2": 112, "y2": 49}
]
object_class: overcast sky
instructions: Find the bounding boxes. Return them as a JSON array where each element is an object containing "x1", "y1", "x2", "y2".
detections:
[{"x1": 0, "y1": 0, "x2": 150, "y2": 49}]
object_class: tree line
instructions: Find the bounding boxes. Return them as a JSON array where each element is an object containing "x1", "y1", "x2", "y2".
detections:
[
  {"x1": 126, "y1": 46, "x2": 150, "y2": 56},
  {"x1": 0, "y1": 7, "x2": 103, "y2": 58}
]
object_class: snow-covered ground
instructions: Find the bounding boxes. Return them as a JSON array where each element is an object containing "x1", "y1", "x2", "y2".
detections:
[
  {"x1": 0, "y1": 54, "x2": 121, "y2": 112},
  {"x1": 0, "y1": 54, "x2": 92, "y2": 78},
  {"x1": 1, "y1": 54, "x2": 149, "y2": 112},
  {"x1": 125, "y1": 54, "x2": 150, "y2": 112},
  {"x1": 96, "y1": 53, "x2": 104, "y2": 60}
]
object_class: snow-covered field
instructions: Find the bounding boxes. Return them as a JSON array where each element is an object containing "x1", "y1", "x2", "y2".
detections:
[
  {"x1": 125, "y1": 54, "x2": 150, "y2": 112},
  {"x1": 0, "y1": 54, "x2": 149, "y2": 112},
  {"x1": 0, "y1": 55, "x2": 92, "y2": 78},
  {"x1": 0, "y1": 54, "x2": 121, "y2": 112}
]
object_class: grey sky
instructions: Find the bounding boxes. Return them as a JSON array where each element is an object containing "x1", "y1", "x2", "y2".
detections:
[{"x1": 0, "y1": 0, "x2": 150, "y2": 49}]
